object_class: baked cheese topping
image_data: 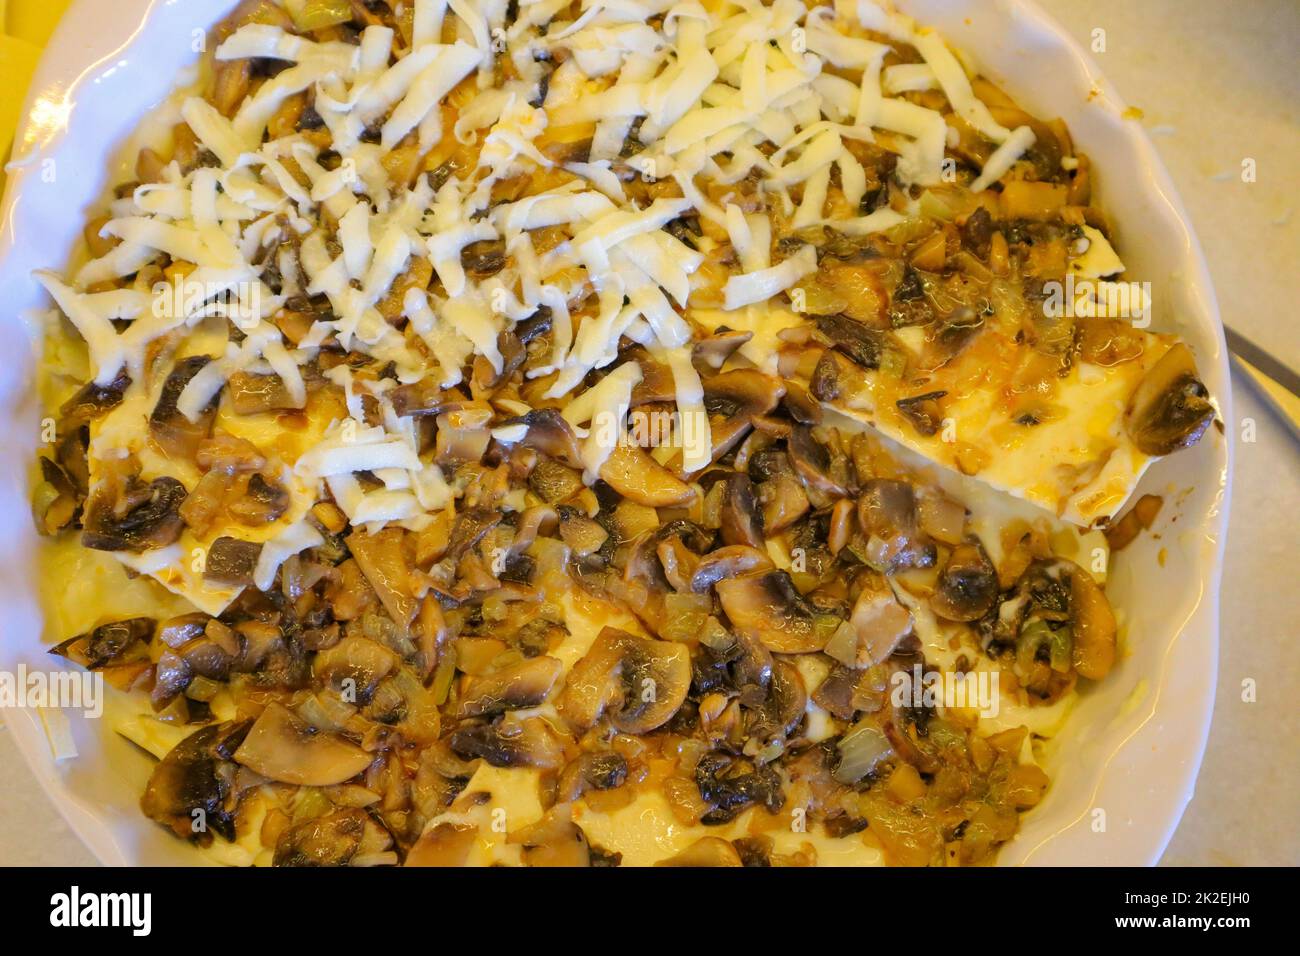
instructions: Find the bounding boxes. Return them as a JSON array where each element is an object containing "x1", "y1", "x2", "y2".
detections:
[{"x1": 30, "y1": 0, "x2": 1214, "y2": 867}]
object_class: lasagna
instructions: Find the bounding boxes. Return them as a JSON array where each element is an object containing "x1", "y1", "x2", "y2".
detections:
[{"x1": 31, "y1": 0, "x2": 1215, "y2": 866}]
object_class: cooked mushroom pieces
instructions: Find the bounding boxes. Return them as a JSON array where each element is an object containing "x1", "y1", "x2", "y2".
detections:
[
  {"x1": 716, "y1": 570, "x2": 826, "y2": 654},
  {"x1": 140, "y1": 720, "x2": 251, "y2": 845},
  {"x1": 59, "y1": 369, "x2": 130, "y2": 427},
  {"x1": 998, "y1": 559, "x2": 1117, "y2": 682},
  {"x1": 558, "y1": 627, "x2": 691, "y2": 734},
  {"x1": 229, "y1": 473, "x2": 290, "y2": 525},
  {"x1": 746, "y1": 659, "x2": 807, "y2": 744},
  {"x1": 149, "y1": 356, "x2": 219, "y2": 458},
  {"x1": 815, "y1": 314, "x2": 886, "y2": 370},
  {"x1": 456, "y1": 656, "x2": 563, "y2": 717},
  {"x1": 233, "y1": 702, "x2": 373, "y2": 786},
  {"x1": 52, "y1": 616, "x2": 154, "y2": 669},
  {"x1": 930, "y1": 539, "x2": 999, "y2": 622},
  {"x1": 856, "y1": 479, "x2": 936, "y2": 573},
  {"x1": 1125, "y1": 343, "x2": 1215, "y2": 455},
  {"x1": 1064, "y1": 561, "x2": 1117, "y2": 680},
  {"x1": 314, "y1": 635, "x2": 400, "y2": 705},
  {"x1": 204, "y1": 536, "x2": 263, "y2": 587},
  {"x1": 273, "y1": 807, "x2": 371, "y2": 867},
  {"x1": 787, "y1": 425, "x2": 850, "y2": 498},
  {"x1": 82, "y1": 476, "x2": 188, "y2": 552},
  {"x1": 694, "y1": 751, "x2": 784, "y2": 824},
  {"x1": 690, "y1": 545, "x2": 774, "y2": 593},
  {"x1": 719, "y1": 474, "x2": 764, "y2": 549},
  {"x1": 448, "y1": 716, "x2": 565, "y2": 769}
]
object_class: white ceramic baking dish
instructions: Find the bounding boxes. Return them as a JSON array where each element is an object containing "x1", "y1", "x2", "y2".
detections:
[{"x1": 0, "y1": 0, "x2": 1232, "y2": 866}]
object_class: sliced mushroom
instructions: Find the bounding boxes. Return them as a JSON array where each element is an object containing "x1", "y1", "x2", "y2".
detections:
[
  {"x1": 347, "y1": 528, "x2": 418, "y2": 628},
  {"x1": 448, "y1": 716, "x2": 566, "y2": 768},
  {"x1": 702, "y1": 369, "x2": 786, "y2": 461},
  {"x1": 32, "y1": 457, "x2": 79, "y2": 534},
  {"x1": 150, "y1": 356, "x2": 219, "y2": 459},
  {"x1": 857, "y1": 479, "x2": 936, "y2": 572},
  {"x1": 815, "y1": 314, "x2": 887, "y2": 369},
  {"x1": 508, "y1": 805, "x2": 592, "y2": 867},
  {"x1": 59, "y1": 369, "x2": 129, "y2": 427},
  {"x1": 50, "y1": 616, "x2": 154, "y2": 670},
  {"x1": 1067, "y1": 562, "x2": 1117, "y2": 679},
  {"x1": 388, "y1": 380, "x2": 463, "y2": 418},
  {"x1": 656, "y1": 836, "x2": 744, "y2": 867},
  {"x1": 692, "y1": 329, "x2": 752, "y2": 371},
  {"x1": 787, "y1": 425, "x2": 850, "y2": 498},
  {"x1": 748, "y1": 659, "x2": 807, "y2": 741},
  {"x1": 757, "y1": 473, "x2": 811, "y2": 535},
  {"x1": 930, "y1": 539, "x2": 998, "y2": 622},
  {"x1": 457, "y1": 656, "x2": 564, "y2": 717},
  {"x1": 530, "y1": 458, "x2": 586, "y2": 504},
  {"x1": 558, "y1": 506, "x2": 609, "y2": 556},
  {"x1": 849, "y1": 575, "x2": 914, "y2": 664},
  {"x1": 598, "y1": 443, "x2": 695, "y2": 507},
  {"x1": 141, "y1": 720, "x2": 251, "y2": 845},
  {"x1": 719, "y1": 474, "x2": 764, "y2": 548},
  {"x1": 1124, "y1": 343, "x2": 1215, "y2": 455},
  {"x1": 694, "y1": 750, "x2": 784, "y2": 822},
  {"x1": 405, "y1": 822, "x2": 478, "y2": 867},
  {"x1": 690, "y1": 545, "x2": 774, "y2": 593},
  {"x1": 716, "y1": 570, "x2": 825, "y2": 654},
  {"x1": 233, "y1": 702, "x2": 373, "y2": 786},
  {"x1": 809, "y1": 348, "x2": 871, "y2": 404},
  {"x1": 314, "y1": 635, "x2": 399, "y2": 704},
  {"x1": 558, "y1": 627, "x2": 691, "y2": 734},
  {"x1": 82, "y1": 476, "x2": 187, "y2": 552},
  {"x1": 895, "y1": 390, "x2": 948, "y2": 437},
  {"x1": 204, "y1": 536, "x2": 263, "y2": 587},
  {"x1": 507, "y1": 408, "x2": 584, "y2": 465},
  {"x1": 273, "y1": 807, "x2": 369, "y2": 867},
  {"x1": 229, "y1": 473, "x2": 289, "y2": 526},
  {"x1": 227, "y1": 371, "x2": 303, "y2": 415}
]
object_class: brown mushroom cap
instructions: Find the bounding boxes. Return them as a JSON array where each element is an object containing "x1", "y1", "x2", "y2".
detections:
[
  {"x1": 716, "y1": 570, "x2": 825, "y2": 654},
  {"x1": 82, "y1": 476, "x2": 188, "y2": 553},
  {"x1": 1125, "y1": 343, "x2": 1215, "y2": 455},
  {"x1": 141, "y1": 720, "x2": 251, "y2": 845},
  {"x1": 690, "y1": 544, "x2": 774, "y2": 593},
  {"x1": 787, "y1": 425, "x2": 850, "y2": 498},
  {"x1": 558, "y1": 627, "x2": 691, "y2": 734},
  {"x1": 1067, "y1": 562, "x2": 1117, "y2": 679},
  {"x1": 719, "y1": 474, "x2": 765, "y2": 548},
  {"x1": 273, "y1": 807, "x2": 370, "y2": 867},
  {"x1": 149, "y1": 356, "x2": 219, "y2": 458},
  {"x1": 749, "y1": 658, "x2": 807, "y2": 740},
  {"x1": 233, "y1": 702, "x2": 373, "y2": 786},
  {"x1": 457, "y1": 656, "x2": 564, "y2": 717},
  {"x1": 448, "y1": 715, "x2": 566, "y2": 768},
  {"x1": 930, "y1": 539, "x2": 998, "y2": 622}
]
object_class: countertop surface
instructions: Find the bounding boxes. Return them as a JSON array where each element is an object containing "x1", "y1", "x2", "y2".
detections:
[{"x1": 0, "y1": 0, "x2": 1296, "y2": 866}]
